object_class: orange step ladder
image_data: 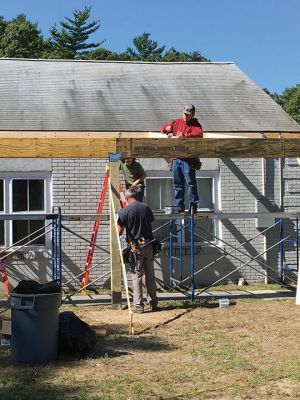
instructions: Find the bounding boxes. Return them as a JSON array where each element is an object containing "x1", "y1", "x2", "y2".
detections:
[
  {"x1": 81, "y1": 170, "x2": 110, "y2": 290},
  {"x1": 81, "y1": 169, "x2": 126, "y2": 291},
  {"x1": 0, "y1": 256, "x2": 10, "y2": 297}
]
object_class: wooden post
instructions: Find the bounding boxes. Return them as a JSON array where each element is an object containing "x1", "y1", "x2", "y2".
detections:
[
  {"x1": 109, "y1": 189, "x2": 134, "y2": 334},
  {"x1": 296, "y1": 268, "x2": 300, "y2": 306},
  {"x1": 109, "y1": 153, "x2": 122, "y2": 308}
]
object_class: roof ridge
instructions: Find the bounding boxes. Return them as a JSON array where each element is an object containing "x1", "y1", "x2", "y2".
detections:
[{"x1": 0, "y1": 58, "x2": 235, "y2": 65}]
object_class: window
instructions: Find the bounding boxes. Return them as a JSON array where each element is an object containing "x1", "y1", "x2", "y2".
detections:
[
  {"x1": 12, "y1": 179, "x2": 45, "y2": 245},
  {"x1": 0, "y1": 173, "x2": 51, "y2": 248},
  {"x1": 145, "y1": 172, "x2": 220, "y2": 244},
  {"x1": 0, "y1": 179, "x2": 4, "y2": 246}
]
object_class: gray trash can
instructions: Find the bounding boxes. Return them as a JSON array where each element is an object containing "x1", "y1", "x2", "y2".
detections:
[{"x1": 10, "y1": 291, "x2": 61, "y2": 363}]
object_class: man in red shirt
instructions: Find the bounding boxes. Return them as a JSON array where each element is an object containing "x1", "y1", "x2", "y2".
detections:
[{"x1": 160, "y1": 104, "x2": 203, "y2": 213}]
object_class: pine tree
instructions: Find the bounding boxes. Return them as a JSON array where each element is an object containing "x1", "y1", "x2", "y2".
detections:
[
  {"x1": 126, "y1": 32, "x2": 165, "y2": 61},
  {"x1": 49, "y1": 6, "x2": 103, "y2": 59}
]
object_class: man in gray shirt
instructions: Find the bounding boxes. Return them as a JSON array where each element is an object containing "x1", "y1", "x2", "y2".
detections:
[{"x1": 117, "y1": 188, "x2": 158, "y2": 313}]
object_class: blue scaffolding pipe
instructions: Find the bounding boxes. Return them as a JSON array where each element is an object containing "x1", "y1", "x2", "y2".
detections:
[
  {"x1": 280, "y1": 217, "x2": 300, "y2": 284},
  {"x1": 2, "y1": 211, "x2": 298, "y2": 301},
  {"x1": 51, "y1": 216, "x2": 56, "y2": 280},
  {"x1": 57, "y1": 207, "x2": 62, "y2": 282},
  {"x1": 190, "y1": 211, "x2": 195, "y2": 300},
  {"x1": 179, "y1": 219, "x2": 183, "y2": 282},
  {"x1": 169, "y1": 218, "x2": 186, "y2": 288},
  {"x1": 191, "y1": 226, "x2": 296, "y2": 285},
  {"x1": 169, "y1": 220, "x2": 173, "y2": 288},
  {"x1": 55, "y1": 213, "x2": 58, "y2": 280}
]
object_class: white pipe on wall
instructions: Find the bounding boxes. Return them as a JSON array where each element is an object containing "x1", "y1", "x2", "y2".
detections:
[{"x1": 262, "y1": 157, "x2": 268, "y2": 284}]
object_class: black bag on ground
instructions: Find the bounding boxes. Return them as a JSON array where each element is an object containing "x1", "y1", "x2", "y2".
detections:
[
  {"x1": 13, "y1": 279, "x2": 61, "y2": 294},
  {"x1": 58, "y1": 311, "x2": 97, "y2": 355}
]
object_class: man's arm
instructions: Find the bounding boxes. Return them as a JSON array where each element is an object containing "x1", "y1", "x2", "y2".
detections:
[
  {"x1": 147, "y1": 207, "x2": 155, "y2": 223},
  {"x1": 117, "y1": 223, "x2": 124, "y2": 236},
  {"x1": 132, "y1": 171, "x2": 147, "y2": 187},
  {"x1": 117, "y1": 213, "x2": 125, "y2": 236},
  {"x1": 184, "y1": 119, "x2": 203, "y2": 138},
  {"x1": 160, "y1": 120, "x2": 174, "y2": 134},
  {"x1": 132, "y1": 163, "x2": 147, "y2": 187}
]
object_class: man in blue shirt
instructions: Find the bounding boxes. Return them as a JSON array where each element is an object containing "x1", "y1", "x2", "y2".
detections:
[{"x1": 117, "y1": 188, "x2": 158, "y2": 313}]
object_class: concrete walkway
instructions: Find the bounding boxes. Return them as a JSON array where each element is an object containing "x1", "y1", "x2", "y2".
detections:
[
  {"x1": 0, "y1": 288, "x2": 296, "y2": 309},
  {"x1": 62, "y1": 288, "x2": 295, "y2": 306}
]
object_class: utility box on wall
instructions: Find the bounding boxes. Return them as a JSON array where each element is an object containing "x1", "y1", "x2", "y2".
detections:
[{"x1": 255, "y1": 200, "x2": 276, "y2": 229}]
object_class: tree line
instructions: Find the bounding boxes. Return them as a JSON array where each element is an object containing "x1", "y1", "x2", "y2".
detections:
[
  {"x1": 0, "y1": 6, "x2": 299, "y2": 123},
  {"x1": 0, "y1": 7, "x2": 208, "y2": 62}
]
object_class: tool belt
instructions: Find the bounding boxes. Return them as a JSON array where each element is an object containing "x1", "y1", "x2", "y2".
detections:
[
  {"x1": 167, "y1": 158, "x2": 202, "y2": 171},
  {"x1": 188, "y1": 158, "x2": 202, "y2": 170},
  {"x1": 122, "y1": 237, "x2": 161, "y2": 264},
  {"x1": 131, "y1": 237, "x2": 151, "y2": 253}
]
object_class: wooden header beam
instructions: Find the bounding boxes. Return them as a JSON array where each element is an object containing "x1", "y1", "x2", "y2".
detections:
[
  {"x1": 117, "y1": 138, "x2": 300, "y2": 158},
  {"x1": 0, "y1": 131, "x2": 300, "y2": 158}
]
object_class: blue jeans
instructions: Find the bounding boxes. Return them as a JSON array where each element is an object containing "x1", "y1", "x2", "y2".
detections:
[{"x1": 172, "y1": 159, "x2": 199, "y2": 210}]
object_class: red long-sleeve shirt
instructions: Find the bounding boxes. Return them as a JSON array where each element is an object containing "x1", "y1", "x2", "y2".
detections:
[{"x1": 160, "y1": 117, "x2": 203, "y2": 137}]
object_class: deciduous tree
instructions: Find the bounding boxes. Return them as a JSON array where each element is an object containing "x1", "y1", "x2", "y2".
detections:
[
  {"x1": 0, "y1": 14, "x2": 46, "y2": 58},
  {"x1": 283, "y1": 85, "x2": 300, "y2": 124},
  {"x1": 265, "y1": 86, "x2": 300, "y2": 124}
]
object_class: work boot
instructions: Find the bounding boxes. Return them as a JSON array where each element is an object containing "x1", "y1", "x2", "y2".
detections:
[
  {"x1": 189, "y1": 206, "x2": 198, "y2": 214},
  {"x1": 132, "y1": 306, "x2": 144, "y2": 314},
  {"x1": 149, "y1": 300, "x2": 159, "y2": 312}
]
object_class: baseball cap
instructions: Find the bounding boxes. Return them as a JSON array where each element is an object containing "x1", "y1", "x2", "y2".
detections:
[{"x1": 183, "y1": 104, "x2": 195, "y2": 115}]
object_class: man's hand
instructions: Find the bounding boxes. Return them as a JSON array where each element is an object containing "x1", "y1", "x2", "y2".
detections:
[
  {"x1": 176, "y1": 131, "x2": 184, "y2": 138},
  {"x1": 165, "y1": 125, "x2": 172, "y2": 133}
]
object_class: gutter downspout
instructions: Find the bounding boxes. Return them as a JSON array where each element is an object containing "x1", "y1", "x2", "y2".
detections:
[
  {"x1": 261, "y1": 156, "x2": 268, "y2": 284},
  {"x1": 279, "y1": 157, "x2": 283, "y2": 211}
]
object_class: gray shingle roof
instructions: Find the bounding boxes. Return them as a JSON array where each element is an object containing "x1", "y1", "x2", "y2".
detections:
[{"x1": 0, "y1": 58, "x2": 299, "y2": 132}]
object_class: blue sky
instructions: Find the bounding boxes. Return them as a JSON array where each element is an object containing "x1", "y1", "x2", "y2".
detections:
[{"x1": 1, "y1": 0, "x2": 299, "y2": 93}]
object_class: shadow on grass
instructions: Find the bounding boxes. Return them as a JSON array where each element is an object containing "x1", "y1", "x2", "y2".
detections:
[
  {"x1": 0, "y1": 370, "x2": 100, "y2": 400},
  {"x1": 58, "y1": 333, "x2": 176, "y2": 362},
  {"x1": 159, "y1": 298, "x2": 221, "y2": 310},
  {"x1": 0, "y1": 333, "x2": 176, "y2": 399},
  {"x1": 0, "y1": 333, "x2": 175, "y2": 366}
]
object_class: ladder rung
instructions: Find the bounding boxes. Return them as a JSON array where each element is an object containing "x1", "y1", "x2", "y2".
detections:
[{"x1": 170, "y1": 256, "x2": 181, "y2": 261}]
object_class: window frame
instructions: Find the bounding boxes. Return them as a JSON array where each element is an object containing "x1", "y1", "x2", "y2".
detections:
[
  {"x1": 145, "y1": 170, "x2": 221, "y2": 247},
  {"x1": 0, "y1": 172, "x2": 52, "y2": 249},
  {"x1": 0, "y1": 178, "x2": 4, "y2": 246}
]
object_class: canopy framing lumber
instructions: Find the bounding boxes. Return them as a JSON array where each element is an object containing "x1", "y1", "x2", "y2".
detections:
[{"x1": 0, "y1": 131, "x2": 300, "y2": 158}]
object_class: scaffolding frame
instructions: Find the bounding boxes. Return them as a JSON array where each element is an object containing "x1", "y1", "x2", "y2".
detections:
[{"x1": 0, "y1": 211, "x2": 298, "y2": 302}]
